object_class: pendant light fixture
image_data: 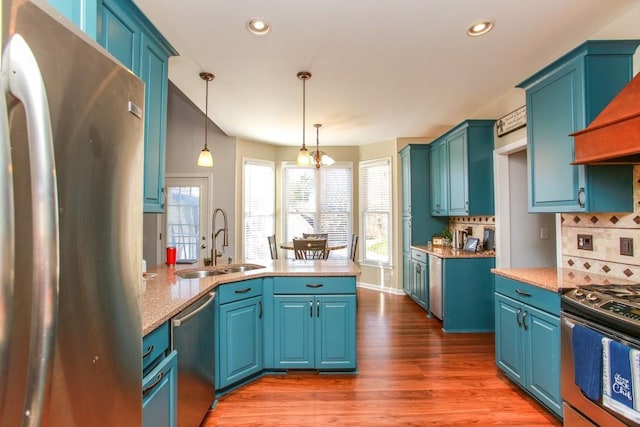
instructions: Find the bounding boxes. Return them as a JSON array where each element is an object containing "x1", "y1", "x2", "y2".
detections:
[
  {"x1": 296, "y1": 71, "x2": 312, "y2": 166},
  {"x1": 311, "y1": 124, "x2": 334, "y2": 168},
  {"x1": 197, "y1": 72, "x2": 215, "y2": 167}
]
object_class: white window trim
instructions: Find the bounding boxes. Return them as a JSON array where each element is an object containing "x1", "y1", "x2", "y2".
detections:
[
  {"x1": 359, "y1": 157, "x2": 393, "y2": 268},
  {"x1": 242, "y1": 157, "x2": 275, "y2": 261}
]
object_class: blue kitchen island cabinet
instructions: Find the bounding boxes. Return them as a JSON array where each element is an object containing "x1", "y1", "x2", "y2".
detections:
[
  {"x1": 98, "y1": 0, "x2": 178, "y2": 212},
  {"x1": 272, "y1": 276, "x2": 357, "y2": 371},
  {"x1": 441, "y1": 256, "x2": 495, "y2": 332},
  {"x1": 430, "y1": 120, "x2": 495, "y2": 217},
  {"x1": 215, "y1": 279, "x2": 263, "y2": 391},
  {"x1": 518, "y1": 40, "x2": 640, "y2": 213},
  {"x1": 142, "y1": 322, "x2": 177, "y2": 427},
  {"x1": 494, "y1": 276, "x2": 561, "y2": 417}
]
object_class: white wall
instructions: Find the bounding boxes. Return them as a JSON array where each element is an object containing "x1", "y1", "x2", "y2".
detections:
[{"x1": 508, "y1": 150, "x2": 556, "y2": 268}]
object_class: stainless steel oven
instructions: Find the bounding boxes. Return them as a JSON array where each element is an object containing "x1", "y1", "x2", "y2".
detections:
[{"x1": 562, "y1": 284, "x2": 640, "y2": 427}]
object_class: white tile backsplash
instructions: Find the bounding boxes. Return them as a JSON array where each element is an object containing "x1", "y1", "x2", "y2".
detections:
[{"x1": 560, "y1": 165, "x2": 640, "y2": 281}]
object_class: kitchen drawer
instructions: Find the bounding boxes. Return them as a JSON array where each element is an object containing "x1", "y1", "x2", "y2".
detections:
[
  {"x1": 143, "y1": 322, "x2": 169, "y2": 374},
  {"x1": 273, "y1": 276, "x2": 356, "y2": 295},
  {"x1": 411, "y1": 248, "x2": 427, "y2": 263},
  {"x1": 494, "y1": 276, "x2": 559, "y2": 315},
  {"x1": 217, "y1": 278, "x2": 262, "y2": 304}
]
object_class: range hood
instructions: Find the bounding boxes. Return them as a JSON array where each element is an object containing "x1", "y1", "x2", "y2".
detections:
[{"x1": 572, "y1": 71, "x2": 640, "y2": 164}]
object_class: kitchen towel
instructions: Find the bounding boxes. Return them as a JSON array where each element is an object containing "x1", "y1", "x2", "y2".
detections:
[
  {"x1": 602, "y1": 337, "x2": 640, "y2": 423},
  {"x1": 571, "y1": 324, "x2": 603, "y2": 401}
]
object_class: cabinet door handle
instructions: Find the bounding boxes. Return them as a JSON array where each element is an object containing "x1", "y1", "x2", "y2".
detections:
[
  {"x1": 142, "y1": 371, "x2": 164, "y2": 397},
  {"x1": 516, "y1": 308, "x2": 522, "y2": 327},
  {"x1": 234, "y1": 287, "x2": 251, "y2": 294},
  {"x1": 317, "y1": 300, "x2": 320, "y2": 317},
  {"x1": 577, "y1": 187, "x2": 585, "y2": 209},
  {"x1": 306, "y1": 284, "x2": 324, "y2": 289},
  {"x1": 515, "y1": 289, "x2": 531, "y2": 297},
  {"x1": 309, "y1": 300, "x2": 313, "y2": 317},
  {"x1": 465, "y1": 201, "x2": 469, "y2": 212},
  {"x1": 258, "y1": 301, "x2": 263, "y2": 319},
  {"x1": 522, "y1": 311, "x2": 528, "y2": 331},
  {"x1": 142, "y1": 345, "x2": 154, "y2": 359}
]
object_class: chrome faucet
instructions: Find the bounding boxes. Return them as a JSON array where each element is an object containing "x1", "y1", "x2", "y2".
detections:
[{"x1": 212, "y1": 208, "x2": 228, "y2": 266}]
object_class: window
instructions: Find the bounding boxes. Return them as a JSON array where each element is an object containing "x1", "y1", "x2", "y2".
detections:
[
  {"x1": 243, "y1": 159, "x2": 275, "y2": 260},
  {"x1": 360, "y1": 158, "x2": 392, "y2": 265},
  {"x1": 282, "y1": 163, "x2": 352, "y2": 259}
]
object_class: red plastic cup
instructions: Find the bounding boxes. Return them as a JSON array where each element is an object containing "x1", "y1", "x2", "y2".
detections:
[{"x1": 166, "y1": 246, "x2": 177, "y2": 266}]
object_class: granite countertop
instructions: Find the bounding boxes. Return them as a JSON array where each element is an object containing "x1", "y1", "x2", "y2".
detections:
[
  {"x1": 491, "y1": 267, "x2": 636, "y2": 293},
  {"x1": 141, "y1": 259, "x2": 360, "y2": 335},
  {"x1": 411, "y1": 245, "x2": 496, "y2": 259}
]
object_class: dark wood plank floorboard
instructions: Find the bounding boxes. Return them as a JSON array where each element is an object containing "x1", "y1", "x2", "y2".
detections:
[{"x1": 202, "y1": 287, "x2": 562, "y2": 426}]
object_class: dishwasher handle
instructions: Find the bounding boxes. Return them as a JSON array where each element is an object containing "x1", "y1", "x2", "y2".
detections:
[{"x1": 172, "y1": 291, "x2": 216, "y2": 328}]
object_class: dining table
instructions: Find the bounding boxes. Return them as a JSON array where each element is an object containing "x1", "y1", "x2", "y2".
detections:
[{"x1": 280, "y1": 241, "x2": 347, "y2": 256}]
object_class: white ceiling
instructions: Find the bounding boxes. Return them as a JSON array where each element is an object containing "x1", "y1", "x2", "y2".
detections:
[{"x1": 133, "y1": 0, "x2": 639, "y2": 146}]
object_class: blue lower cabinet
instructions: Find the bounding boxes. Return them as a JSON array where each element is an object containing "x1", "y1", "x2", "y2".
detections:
[
  {"x1": 441, "y1": 257, "x2": 495, "y2": 332},
  {"x1": 494, "y1": 276, "x2": 561, "y2": 417},
  {"x1": 143, "y1": 350, "x2": 177, "y2": 427},
  {"x1": 217, "y1": 295, "x2": 263, "y2": 389},
  {"x1": 273, "y1": 294, "x2": 356, "y2": 370}
]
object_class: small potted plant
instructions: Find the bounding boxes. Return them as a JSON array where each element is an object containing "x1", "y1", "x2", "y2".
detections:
[
  {"x1": 432, "y1": 228, "x2": 453, "y2": 246},
  {"x1": 203, "y1": 257, "x2": 213, "y2": 266}
]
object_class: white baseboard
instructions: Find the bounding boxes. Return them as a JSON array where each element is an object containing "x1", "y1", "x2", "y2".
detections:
[{"x1": 357, "y1": 281, "x2": 406, "y2": 295}]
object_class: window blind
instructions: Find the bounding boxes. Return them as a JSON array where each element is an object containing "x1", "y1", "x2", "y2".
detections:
[
  {"x1": 360, "y1": 158, "x2": 392, "y2": 265},
  {"x1": 283, "y1": 163, "x2": 352, "y2": 259},
  {"x1": 243, "y1": 159, "x2": 275, "y2": 260}
]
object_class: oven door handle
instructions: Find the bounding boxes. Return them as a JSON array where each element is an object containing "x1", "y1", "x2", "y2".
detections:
[
  {"x1": 522, "y1": 310, "x2": 528, "y2": 331},
  {"x1": 516, "y1": 308, "x2": 522, "y2": 327}
]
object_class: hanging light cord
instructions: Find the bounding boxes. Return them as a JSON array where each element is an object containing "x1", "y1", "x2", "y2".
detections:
[
  {"x1": 204, "y1": 77, "x2": 209, "y2": 149},
  {"x1": 301, "y1": 76, "x2": 307, "y2": 150}
]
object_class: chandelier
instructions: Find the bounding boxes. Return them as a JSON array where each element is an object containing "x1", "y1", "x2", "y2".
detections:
[
  {"x1": 310, "y1": 123, "x2": 334, "y2": 168},
  {"x1": 295, "y1": 71, "x2": 333, "y2": 168}
]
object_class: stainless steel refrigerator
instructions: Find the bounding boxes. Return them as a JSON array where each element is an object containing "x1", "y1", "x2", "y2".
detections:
[{"x1": 0, "y1": 0, "x2": 145, "y2": 425}]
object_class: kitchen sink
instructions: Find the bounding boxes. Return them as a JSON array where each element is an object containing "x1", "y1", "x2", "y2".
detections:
[
  {"x1": 176, "y1": 264, "x2": 265, "y2": 279},
  {"x1": 222, "y1": 264, "x2": 265, "y2": 273},
  {"x1": 176, "y1": 269, "x2": 228, "y2": 279}
]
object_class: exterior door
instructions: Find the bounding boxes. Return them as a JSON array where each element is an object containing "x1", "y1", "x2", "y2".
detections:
[{"x1": 162, "y1": 176, "x2": 210, "y2": 263}]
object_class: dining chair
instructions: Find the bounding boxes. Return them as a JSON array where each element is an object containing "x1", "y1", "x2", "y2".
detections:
[
  {"x1": 293, "y1": 238, "x2": 328, "y2": 260},
  {"x1": 267, "y1": 234, "x2": 278, "y2": 260},
  {"x1": 349, "y1": 234, "x2": 358, "y2": 262},
  {"x1": 302, "y1": 233, "x2": 328, "y2": 239}
]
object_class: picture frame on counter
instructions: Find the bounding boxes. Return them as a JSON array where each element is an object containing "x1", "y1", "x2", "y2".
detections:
[{"x1": 496, "y1": 105, "x2": 526, "y2": 137}]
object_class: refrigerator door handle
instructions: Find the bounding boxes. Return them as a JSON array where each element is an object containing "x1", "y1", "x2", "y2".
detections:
[
  {"x1": 2, "y1": 34, "x2": 60, "y2": 427},
  {"x1": 0, "y1": 36, "x2": 14, "y2": 420}
]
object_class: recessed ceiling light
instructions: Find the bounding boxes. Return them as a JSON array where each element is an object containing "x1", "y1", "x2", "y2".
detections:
[
  {"x1": 466, "y1": 20, "x2": 494, "y2": 37},
  {"x1": 247, "y1": 18, "x2": 270, "y2": 35}
]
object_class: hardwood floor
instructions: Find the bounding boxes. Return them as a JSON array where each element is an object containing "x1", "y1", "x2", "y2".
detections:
[{"x1": 202, "y1": 287, "x2": 562, "y2": 426}]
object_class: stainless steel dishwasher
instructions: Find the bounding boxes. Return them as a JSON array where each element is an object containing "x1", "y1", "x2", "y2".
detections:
[
  {"x1": 428, "y1": 255, "x2": 443, "y2": 320},
  {"x1": 171, "y1": 291, "x2": 216, "y2": 426}
]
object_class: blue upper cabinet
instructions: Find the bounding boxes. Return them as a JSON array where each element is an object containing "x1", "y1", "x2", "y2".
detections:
[
  {"x1": 47, "y1": 0, "x2": 97, "y2": 39},
  {"x1": 430, "y1": 120, "x2": 495, "y2": 217},
  {"x1": 98, "y1": 0, "x2": 178, "y2": 212},
  {"x1": 518, "y1": 40, "x2": 640, "y2": 213},
  {"x1": 429, "y1": 139, "x2": 448, "y2": 216}
]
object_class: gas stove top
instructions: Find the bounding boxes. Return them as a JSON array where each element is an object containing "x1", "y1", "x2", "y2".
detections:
[{"x1": 562, "y1": 284, "x2": 640, "y2": 332}]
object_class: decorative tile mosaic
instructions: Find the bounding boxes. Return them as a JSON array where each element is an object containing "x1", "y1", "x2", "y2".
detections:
[
  {"x1": 448, "y1": 216, "x2": 495, "y2": 242},
  {"x1": 560, "y1": 166, "x2": 640, "y2": 282}
]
